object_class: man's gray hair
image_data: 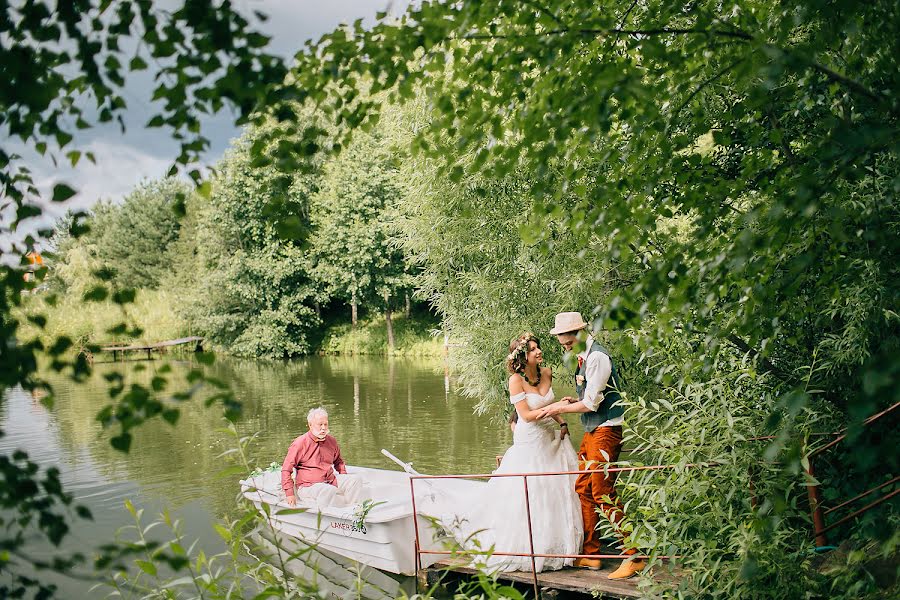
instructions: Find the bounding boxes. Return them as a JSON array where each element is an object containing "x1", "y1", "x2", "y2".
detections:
[{"x1": 307, "y1": 406, "x2": 328, "y2": 424}]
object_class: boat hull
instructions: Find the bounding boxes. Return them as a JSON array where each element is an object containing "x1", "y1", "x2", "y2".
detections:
[{"x1": 240, "y1": 465, "x2": 475, "y2": 576}]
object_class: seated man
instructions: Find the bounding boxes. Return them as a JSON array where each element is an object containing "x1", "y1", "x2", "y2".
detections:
[{"x1": 281, "y1": 407, "x2": 363, "y2": 509}]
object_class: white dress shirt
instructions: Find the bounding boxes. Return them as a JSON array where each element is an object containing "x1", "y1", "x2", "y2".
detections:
[{"x1": 579, "y1": 335, "x2": 624, "y2": 427}]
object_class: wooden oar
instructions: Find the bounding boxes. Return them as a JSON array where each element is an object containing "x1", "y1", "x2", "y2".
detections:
[{"x1": 380, "y1": 448, "x2": 440, "y2": 499}]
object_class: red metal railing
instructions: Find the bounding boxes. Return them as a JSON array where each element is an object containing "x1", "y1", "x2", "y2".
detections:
[
  {"x1": 408, "y1": 463, "x2": 701, "y2": 599},
  {"x1": 407, "y1": 401, "x2": 899, "y2": 597},
  {"x1": 804, "y1": 400, "x2": 899, "y2": 545}
]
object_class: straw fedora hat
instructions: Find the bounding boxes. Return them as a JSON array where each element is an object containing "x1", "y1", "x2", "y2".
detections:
[{"x1": 549, "y1": 312, "x2": 589, "y2": 335}]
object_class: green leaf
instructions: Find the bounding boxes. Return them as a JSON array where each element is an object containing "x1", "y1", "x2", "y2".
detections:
[
  {"x1": 129, "y1": 56, "x2": 148, "y2": 71},
  {"x1": 161, "y1": 409, "x2": 179, "y2": 425},
  {"x1": 52, "y1": 183, "x2": 78, "y2": 202},
  {"x1": 136, "y1": 560, "x2": 157, "y2": 576},
  {"x1": 213, "y1": 523, "x2": 232, "y2": 542},
  {"x1": 111, "y1": 432, "x2": 132, "y2": 453},
  {"x1": 274, "y1": 508, "x2": 309, "y2": 516},
  {"x1": 82, "y1": 286, "x2": 109, "y2": 302}
]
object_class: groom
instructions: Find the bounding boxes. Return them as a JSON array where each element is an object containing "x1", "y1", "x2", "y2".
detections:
[{"x1": 537, "y1": 312, "x2": 646, "y2": 580}]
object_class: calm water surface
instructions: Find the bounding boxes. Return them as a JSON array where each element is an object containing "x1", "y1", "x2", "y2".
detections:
[{"x1": 1, "y1": 355, "x2": 582, "y2": 596}]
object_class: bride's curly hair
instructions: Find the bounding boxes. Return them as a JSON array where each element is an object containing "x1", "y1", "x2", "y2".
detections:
[{"x1": 506, "y1": 333, "x2": 540, "y2": 375}]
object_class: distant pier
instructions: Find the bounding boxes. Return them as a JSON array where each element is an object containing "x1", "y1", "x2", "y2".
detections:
[{"x1": 99, "y1": 336, "x2": 204, "y2": 361}]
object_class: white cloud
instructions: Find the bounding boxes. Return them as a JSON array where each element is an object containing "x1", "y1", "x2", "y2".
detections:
[{"x1": 1, "y1": 140, "x2": 172, "y2": 254}]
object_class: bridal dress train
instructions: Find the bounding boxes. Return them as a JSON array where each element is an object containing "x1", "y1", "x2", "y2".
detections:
[{"x1": 425, "y1": 389, "x2": 583, "y2": 572}]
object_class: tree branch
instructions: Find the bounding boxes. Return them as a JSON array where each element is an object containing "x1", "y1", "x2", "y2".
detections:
[
  {"x1": 457, "y1": 26, "x2": 889, "y2": 110},
  {"x1": 461, "y1": 27, "x2": 753, "y2": 42},
  {"x1": 618, "y1": 0, "x2": 640, "y2": 30},
  {"x1": 727, "y1": 334, "x2": 795, "y2": 383},
  {"x1": 522, "y1": 0, "x2": 566, "y2": 28},
  {"x1": 760, "y1": 44, "x2": 888, "y2": 108},
  {"x1": 672, "y1": 56, "x2": 747, "y2": 120}
]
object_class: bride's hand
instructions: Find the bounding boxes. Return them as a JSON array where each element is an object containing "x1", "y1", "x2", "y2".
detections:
[
  {"x1": 539, "y1": 401, "x2": 566, "y2": 418},
  {"x1": 559, "y1": 425, "x2": 570, "y2": 441}
]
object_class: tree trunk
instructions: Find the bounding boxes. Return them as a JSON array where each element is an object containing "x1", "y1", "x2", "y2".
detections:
[
  {"x1": 404, "y1": 293, "x2": 411, "y2": 318},
  {"x1": 385, "y1": 307, "x2": 395, "y2": 352},
  {"x1": 384, "y1": 292, "x2": 394, "y2": 354},
  {"x1": 351, "y1": 292, "x2": 358, "y2": 327}
]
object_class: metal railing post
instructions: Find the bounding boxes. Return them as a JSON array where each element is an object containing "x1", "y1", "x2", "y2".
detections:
[
  {"x1": 410, "y1": 477, "x2": 422, "y2": 572},
  {"x1": 522, "y1": 475, "x2": 540, "y2": 599},
  {"x1": 806, "y1": 458, "x2": 828, "y2": 547}
]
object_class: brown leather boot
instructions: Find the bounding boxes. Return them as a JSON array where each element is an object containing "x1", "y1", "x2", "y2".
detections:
[
  {"x1": 574, "y1": 557, "x2": 602, "y2": 570},
  {"x1": 607, "y1": 558, "x2": 646, "y2": 579}
]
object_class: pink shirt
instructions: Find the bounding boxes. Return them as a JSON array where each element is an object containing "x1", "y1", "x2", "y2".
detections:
[{"x1": 281, "y1": 432, "x2": 347, "y2": 496}]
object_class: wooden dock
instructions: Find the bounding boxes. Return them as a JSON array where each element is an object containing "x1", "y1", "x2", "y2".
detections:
[
  {"x1": 420, "y1": 559, "x2": 647, "y2": 599},
  {"x1": 99, "y1": 336, "x2": 204, "y2": 361}
]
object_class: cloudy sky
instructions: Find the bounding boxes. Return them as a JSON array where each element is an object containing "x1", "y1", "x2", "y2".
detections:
[{"x1": 3, "y1": 1, "x2": 409, "y2": 252}]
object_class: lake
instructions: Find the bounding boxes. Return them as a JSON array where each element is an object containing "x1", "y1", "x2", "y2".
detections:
[{"x1": 1, "y1": 354, "x2": 583, "y2": 596}]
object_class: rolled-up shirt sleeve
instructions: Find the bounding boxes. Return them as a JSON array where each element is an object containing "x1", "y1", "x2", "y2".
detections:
[
  {"x1": 281, "y1": 440, "x2": 301, "y2": 496},
  {"x1": 581, "y1": 351, "x2": 612, "y2": 412}
]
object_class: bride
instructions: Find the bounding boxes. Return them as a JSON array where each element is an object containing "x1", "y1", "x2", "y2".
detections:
[{"x1": 433, "y1": 333, "x2": 583, "y2": 572}]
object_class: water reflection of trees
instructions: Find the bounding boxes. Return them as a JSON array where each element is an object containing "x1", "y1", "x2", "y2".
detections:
[{"x1": 40, "y1": 356, "x2": 534, "y2": 517}]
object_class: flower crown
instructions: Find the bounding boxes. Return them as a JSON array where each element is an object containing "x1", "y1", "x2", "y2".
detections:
[{"x1": 506, "y1": 333, "x2": 536, "y2": 364}]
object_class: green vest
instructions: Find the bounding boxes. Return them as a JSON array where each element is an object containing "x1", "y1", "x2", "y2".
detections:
[{"x1": 575, "y1": 340, "x2": 624, "y2": 432}]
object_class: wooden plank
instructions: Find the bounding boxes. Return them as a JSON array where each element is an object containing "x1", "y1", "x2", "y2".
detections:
[
  {"x1": 426, "y1": 560, "x2": 642, "y2": 599},
  {"x1": 100, "y1": 337, "x2": 203, "y2": 352}
]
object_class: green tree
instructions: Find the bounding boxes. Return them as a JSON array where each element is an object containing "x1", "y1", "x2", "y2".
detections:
[
  {"x1": 183, "y1": 128, "x2": 323, "y2": 358},
  {"x1": 55, "y1": 178, "x2": 188, "y2": 291},
  {"x1": 309, "y1": 127, "x2": 413, "y2": 349}
]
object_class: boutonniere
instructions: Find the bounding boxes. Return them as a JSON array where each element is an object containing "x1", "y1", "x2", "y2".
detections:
[
  {"x1": 577, "y1": 356, "x2": 584, "y2": 370},
  {"x1": 575, "y1": 375, "x2": 585, "y2": 386}
]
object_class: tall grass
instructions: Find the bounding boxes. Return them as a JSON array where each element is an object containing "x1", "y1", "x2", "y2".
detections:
[{"x1": 18, "y1": 289, "x2": 190, "y2": 349}]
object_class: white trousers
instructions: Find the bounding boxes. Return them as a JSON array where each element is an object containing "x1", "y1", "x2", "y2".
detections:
[{"x1": 295, "y1": 474, "x2": 364, "y2": 509}]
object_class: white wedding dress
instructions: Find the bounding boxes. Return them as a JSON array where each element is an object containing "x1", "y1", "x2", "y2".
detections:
[{"x1": 426, "y1": 389, "x2": 583, "y2": 572}]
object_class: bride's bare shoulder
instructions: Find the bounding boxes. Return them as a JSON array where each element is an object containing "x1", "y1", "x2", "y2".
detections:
[{"x1": 508, "y1": 374, "x2": 524, "y2": 393}]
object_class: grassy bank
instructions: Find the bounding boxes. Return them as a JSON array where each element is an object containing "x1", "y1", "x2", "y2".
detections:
[
  {"x1": 18, "y1": 289, "x2": 190, "y2": 350},
  {"x1": 18, "y1": 292, "x2": 444, "y2": 358},
  {"x1": 318, "y1": 313, "x2": 444, "y2": 356}
]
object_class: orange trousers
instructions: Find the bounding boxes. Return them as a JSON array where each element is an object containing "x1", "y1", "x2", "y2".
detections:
[{"x1": 576, "y1": 425, "x2": 633, "y2": 555}]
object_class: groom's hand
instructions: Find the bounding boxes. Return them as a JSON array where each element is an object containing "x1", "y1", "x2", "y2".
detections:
[
  {"x1": 561, "y1": 396, "x2": 576, "y2": 404},
  {"x1": 538, "y1": 401, "x2": 567, "y2": 417}
]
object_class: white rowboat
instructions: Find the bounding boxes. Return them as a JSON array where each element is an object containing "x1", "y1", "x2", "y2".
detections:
[{"x1": 239, "y1": 464, "x2": 483, "y2": 576}]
